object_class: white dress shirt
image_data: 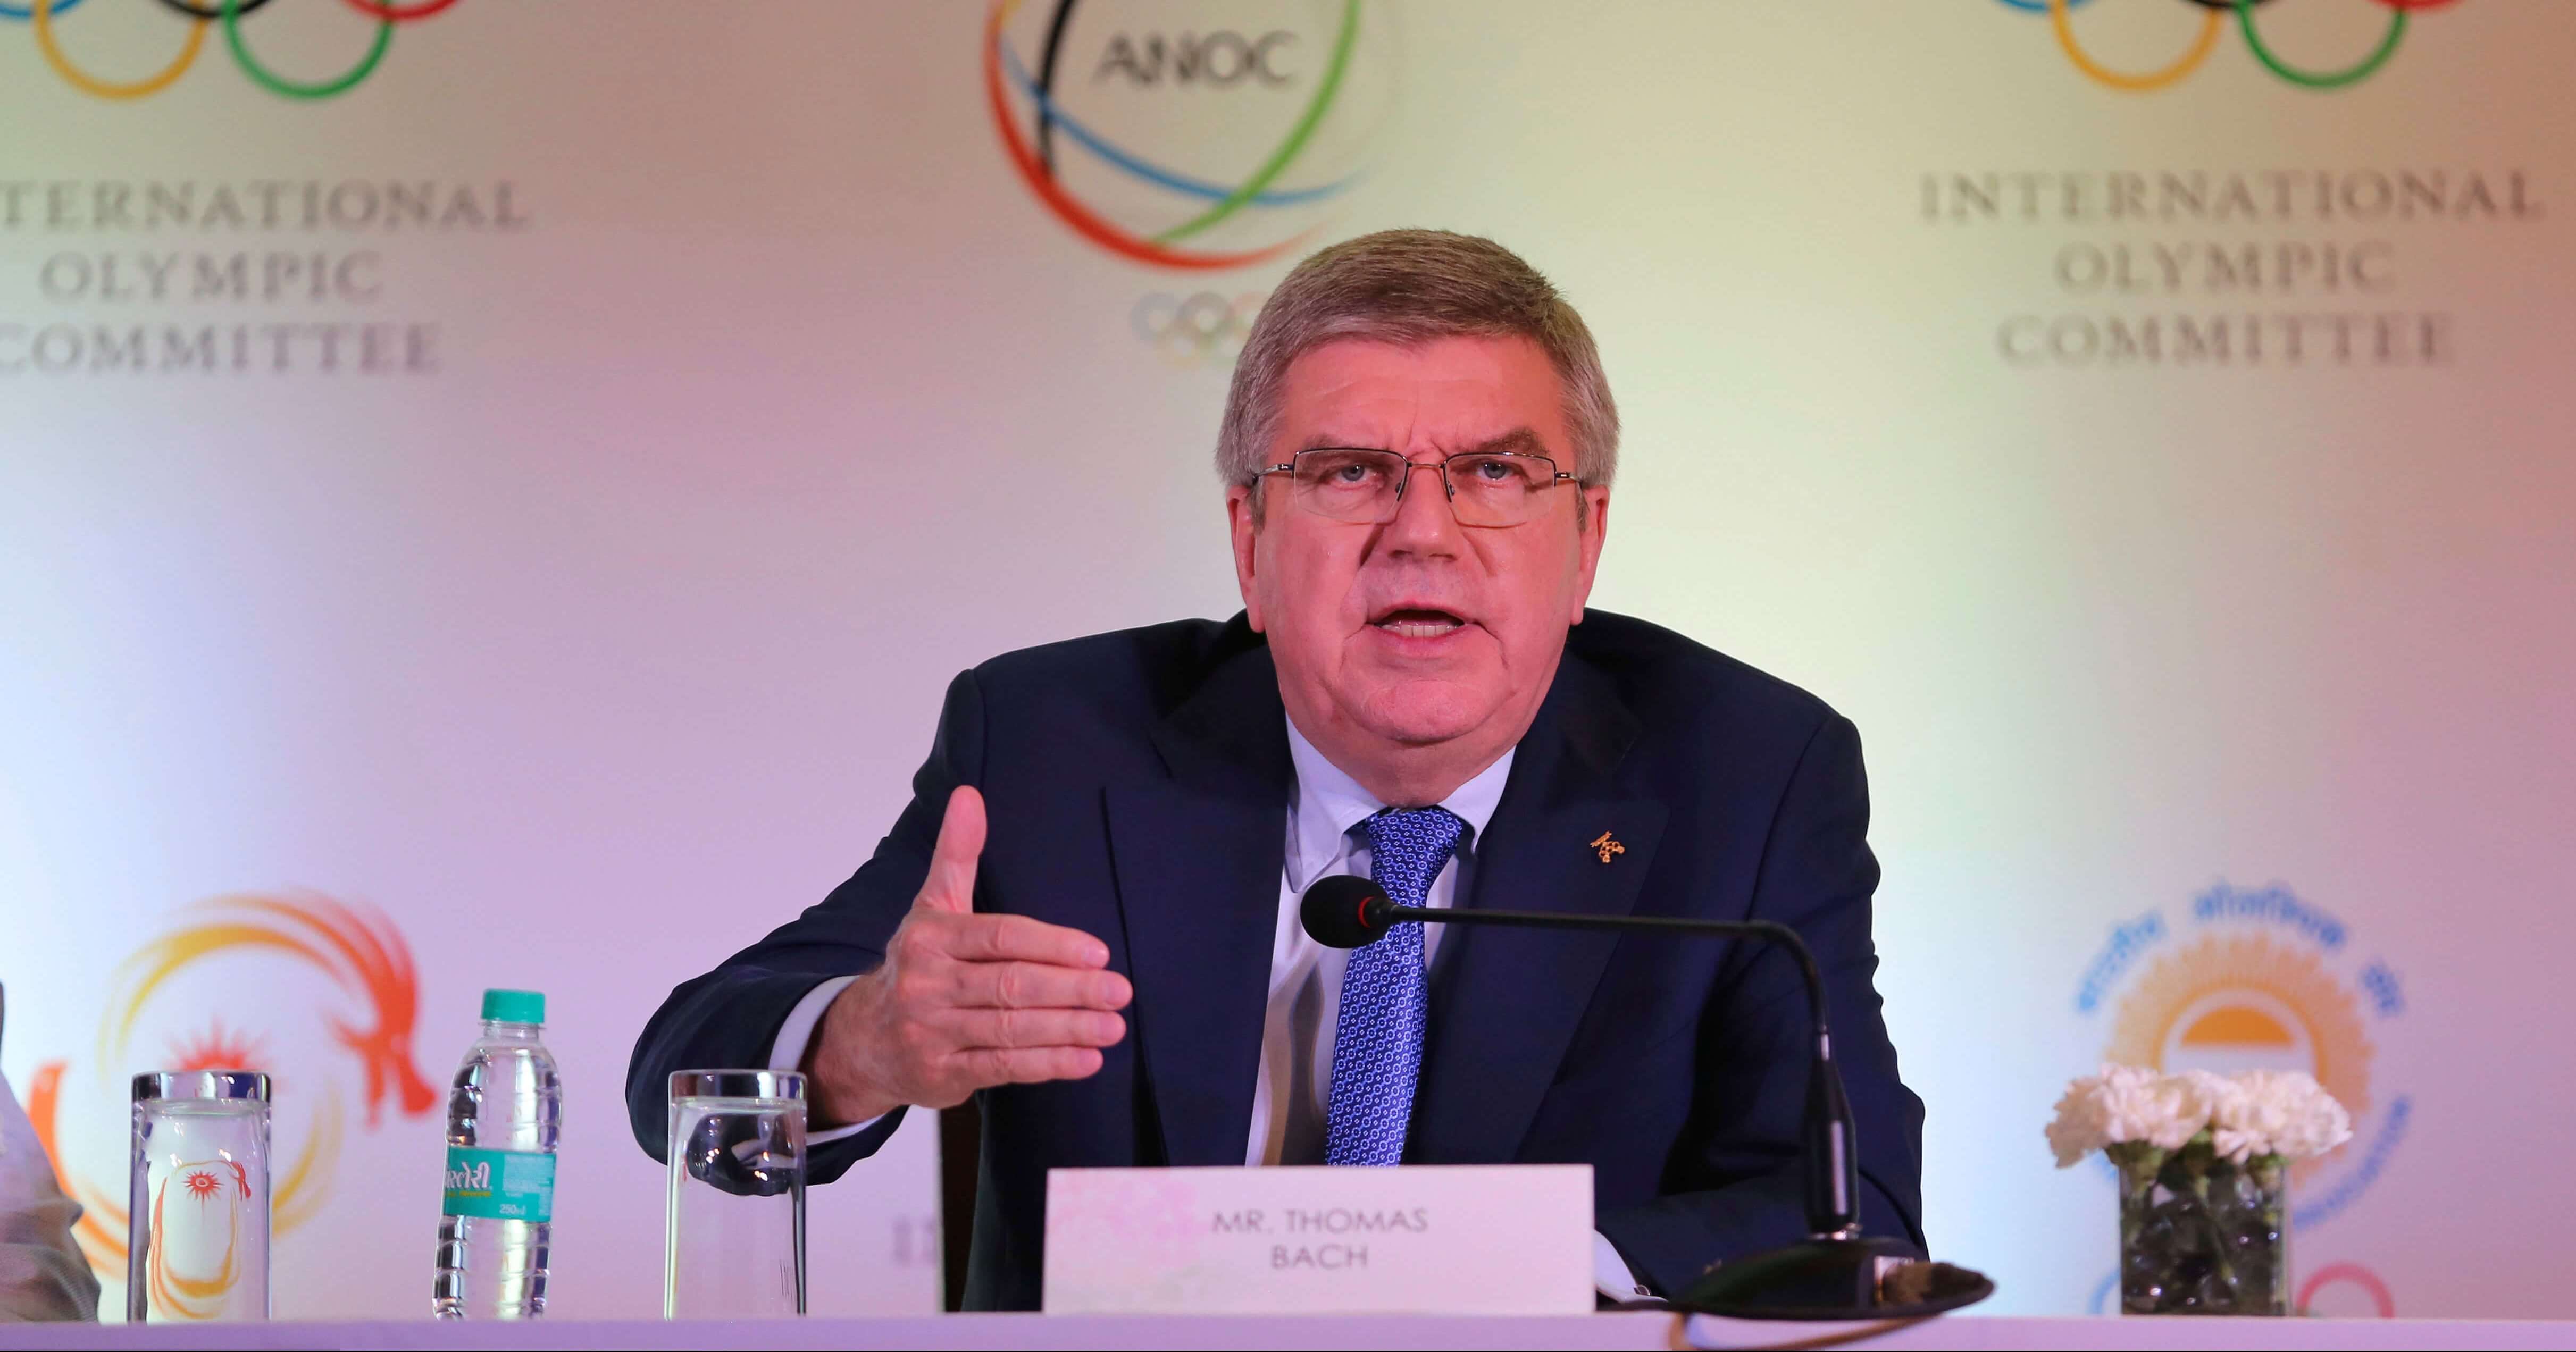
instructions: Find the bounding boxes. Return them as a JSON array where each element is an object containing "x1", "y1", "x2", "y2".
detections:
[
  {"x1": 771, "y1": 716, "x2": 1646, "y2": 1299},
  {"x1": 1247, "y1": 717, "x2": 1509, "y2": 1166}
]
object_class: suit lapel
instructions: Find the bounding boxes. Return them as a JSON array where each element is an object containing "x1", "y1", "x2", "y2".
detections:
[
  {"x1": 1410, "y1": 654, "x2": 1665, "y2": 1165},
  {"x1": 1105, "y1": 636, "x2": 1289, "y2": 1168}
]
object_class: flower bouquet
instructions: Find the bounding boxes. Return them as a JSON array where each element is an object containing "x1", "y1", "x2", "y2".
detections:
[{"x1": 2047, "y1": 1065, "x2": 2352, "y2": 1316}]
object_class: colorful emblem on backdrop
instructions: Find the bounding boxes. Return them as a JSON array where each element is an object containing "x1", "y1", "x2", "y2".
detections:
[
  {"x1": 2072, "y1": 882, "x2": 2409, "y2": 1314},
  {"x1": 26, "y1": 893, "x2": 438, "y2": 1276},
  {"x1": 1995, "y1": 0, "x2": 2464, "y2": 93},
  {"x1": 985, "y1": 0, "x2": 1397, "y2": 270},
  {"x1": 3, "y1": 0, "x2": 459, "y2": 103}
]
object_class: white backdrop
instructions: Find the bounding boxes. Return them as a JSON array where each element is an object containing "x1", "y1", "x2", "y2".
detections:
[{"x1": 3, "y1": 0, "x2": 2571, "y2": 1321}]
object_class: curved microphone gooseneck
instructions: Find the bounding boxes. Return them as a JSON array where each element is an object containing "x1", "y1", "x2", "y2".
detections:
[
  {"x1": 1297, "y1": 874, "x2": 1991, "y2": 1320},
  {"x1": 1298, "y1": 875, "x2": 1857, "y2": 1238}
]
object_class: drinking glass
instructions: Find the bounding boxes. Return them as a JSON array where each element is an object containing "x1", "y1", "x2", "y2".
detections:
[
  {"x1": 129, "y1": 1070, "x2": 270, "y2": 1323},
  {"x1": 665, "y1": 1070, "x2": 806, "y2": 1319}
]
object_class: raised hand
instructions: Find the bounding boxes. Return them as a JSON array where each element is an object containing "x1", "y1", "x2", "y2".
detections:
[{"x1": 804, "y1": 786, "x2": 1131, "y2": 1126}]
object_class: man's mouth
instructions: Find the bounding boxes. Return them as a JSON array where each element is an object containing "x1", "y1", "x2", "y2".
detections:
[{"x1": 1370, "y1": 607, "x2": 1469, "y2": 640}]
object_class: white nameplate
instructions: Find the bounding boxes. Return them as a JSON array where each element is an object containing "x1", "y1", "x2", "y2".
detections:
[{"x1": 1041, "y1": 1164, "x2": 1593, "y2": 1315}]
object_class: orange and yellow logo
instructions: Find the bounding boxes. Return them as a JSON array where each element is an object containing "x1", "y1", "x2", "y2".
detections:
[
  {"x1": 2104, "y1": 931, "x2": 2371, "y2": 1186},
  {"x1": 27, "y1": 892, "x2": 437, "y2": 1276},
  {"x1": 2074, "y1": 883, "x2": 2411, "y2": 1315}
]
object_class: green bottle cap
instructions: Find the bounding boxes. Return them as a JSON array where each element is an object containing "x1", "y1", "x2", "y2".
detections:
[{"x1": 481, "y1": 989, "x2": 545, "y2": 1024}]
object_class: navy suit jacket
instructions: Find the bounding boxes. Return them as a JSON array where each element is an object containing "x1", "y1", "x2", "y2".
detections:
[{"x1": 628, "y1": 610, "x2": 1925, "y2": 1310}]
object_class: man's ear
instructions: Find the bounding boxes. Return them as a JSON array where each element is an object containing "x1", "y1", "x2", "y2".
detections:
[
  {"x1": 1568, "y1": 485, "x2": 1609, "y2": 625},
  {"x1": 1226, "y1": 481, "x2": 1266, "y2": 632}
]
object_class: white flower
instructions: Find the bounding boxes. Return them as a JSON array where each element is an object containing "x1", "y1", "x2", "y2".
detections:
[
  {"x1": 2045, "y1": 1069, "x2": 2114, "y2": 1168},
  {"x1": 2049, "y1": 1065, "x2": 2353, "y2": 1167},
  {"x1": 2212, "y1": 1070, "x2": 2353, "y2": 1163},
  {"x1": 2136, "y1": 1071, "x2": 2211, "y2": 1152},
  {"x1": 2179, "y1": 1070, "x2": 2246, "y2": 1152},
  {"x1": 2046, "y1": 1064, "x2": 2203, "y2": 1166}
]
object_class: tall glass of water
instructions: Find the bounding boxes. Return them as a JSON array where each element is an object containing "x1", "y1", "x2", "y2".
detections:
[
  {"x1": 129, "y1": 1071, "x2": 270, "y2": 1323},
  {"x1": 665, "y1": 1070, "x2": 806, "y2": 1319}
]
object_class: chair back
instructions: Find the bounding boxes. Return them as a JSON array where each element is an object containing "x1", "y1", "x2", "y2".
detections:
[{"x1": 937, "y1": 1097, "x2": 981, "y2": 1312}]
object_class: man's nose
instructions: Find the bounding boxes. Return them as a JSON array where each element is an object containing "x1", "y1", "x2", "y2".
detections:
[{"x1": 1379, "y1": 458, "x2": 1465, "y2": 556}]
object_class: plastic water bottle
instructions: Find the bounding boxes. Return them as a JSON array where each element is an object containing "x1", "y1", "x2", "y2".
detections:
[{"x1": 433, "y1": 989, "x2": 560, "y2": 1319}]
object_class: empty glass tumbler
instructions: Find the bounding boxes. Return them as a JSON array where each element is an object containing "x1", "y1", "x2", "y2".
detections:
[
  {"x1": 129, "y1": 1071, "x2": 270, "y2": 1322},
  {"x1": 665, "y1": 1070, "x2": 807, "y2": 1319}
]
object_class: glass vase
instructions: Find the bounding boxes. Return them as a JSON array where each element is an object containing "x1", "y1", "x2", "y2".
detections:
[{"x1": 2114, "y1": 1141, "x2": 2287, "y2": 1316}]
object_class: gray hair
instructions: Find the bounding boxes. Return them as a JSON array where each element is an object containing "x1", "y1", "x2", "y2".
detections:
[{"x1": 1215, "y1": 230, "x2": 1620, "y2": 498}]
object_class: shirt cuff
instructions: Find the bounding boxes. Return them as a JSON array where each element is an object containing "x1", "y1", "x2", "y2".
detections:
[
  {"x1": 768, "y1": 975, "x2": 883, "y2": 1144},
  {"x1": 1593, "y1": 1229, "x2": 1651, "y2": 1304}
]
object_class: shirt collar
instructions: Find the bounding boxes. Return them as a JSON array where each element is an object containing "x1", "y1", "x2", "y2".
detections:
[{"x1": 1282, "y1": 715, "x2": 1515, "y2": 889}]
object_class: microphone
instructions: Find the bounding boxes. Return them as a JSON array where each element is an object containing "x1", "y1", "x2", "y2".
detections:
[{"x1": 1298, "y1": 874, "x2": 1990, "y2": 1320}]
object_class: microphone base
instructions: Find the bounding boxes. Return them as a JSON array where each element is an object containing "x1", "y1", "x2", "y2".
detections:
[{"x1": 1674, "y1": 1235, "x2": 1994, "y2": 1321}]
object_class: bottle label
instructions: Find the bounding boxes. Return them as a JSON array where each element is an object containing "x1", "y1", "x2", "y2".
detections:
[{"x1": 442, "y1": 1146, "x2": 554, "y2": 1223}]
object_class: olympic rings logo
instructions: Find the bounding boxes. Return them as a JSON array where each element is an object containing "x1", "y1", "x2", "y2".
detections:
[
  {"x1": 4, "y1": 0, "x2": 459, "y2": 103},
  {"x1": 1997, "y1": 0, "x2": 2462, "y2": 93},
  {"x1": 1130, "y1": 291, "x2": 1265, "y2": 367}
]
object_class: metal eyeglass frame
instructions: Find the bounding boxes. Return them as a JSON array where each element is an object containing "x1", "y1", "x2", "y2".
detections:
[{"x1": 1254, "y1": 447, "x2": 1581, "y2": 526}]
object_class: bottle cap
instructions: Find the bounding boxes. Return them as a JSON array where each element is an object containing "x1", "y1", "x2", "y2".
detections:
[{"x1": 481, "y1": 989, "x2": 545, "y2": 1024}]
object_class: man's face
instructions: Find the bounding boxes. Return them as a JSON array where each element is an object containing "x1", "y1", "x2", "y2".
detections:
[{"x1": 1228, "y1": 335, "x2": 1609, "y2": 770}]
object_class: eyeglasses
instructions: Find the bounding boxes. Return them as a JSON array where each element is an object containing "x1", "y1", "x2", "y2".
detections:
[{"x1": 1254, "y1": 448, "x2": 1580, "y2": 527}]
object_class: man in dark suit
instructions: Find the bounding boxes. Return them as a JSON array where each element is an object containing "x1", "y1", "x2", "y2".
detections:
[{"x1": 629, "y1": 230, "x2": 1924, "y2": 1311}]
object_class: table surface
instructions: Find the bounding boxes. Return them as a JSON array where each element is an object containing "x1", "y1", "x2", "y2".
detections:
[{"x1": 2, "y1": 1313, "x2": 2569, "y2": 1351}]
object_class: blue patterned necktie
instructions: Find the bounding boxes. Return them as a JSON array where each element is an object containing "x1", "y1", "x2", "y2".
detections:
[{"x1": 1324, "y1": 806, "x2": 1466, "y2": 1166}]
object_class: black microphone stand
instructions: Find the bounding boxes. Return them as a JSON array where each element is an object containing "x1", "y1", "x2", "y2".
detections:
[{"x1": 1301, "y1": 877, "x2": 1993, "y2": 1320}]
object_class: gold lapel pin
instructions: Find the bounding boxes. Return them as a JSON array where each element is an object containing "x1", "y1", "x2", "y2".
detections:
[{"x1": 1590, "y1": 831, "x2": 1626, "y2": 864}]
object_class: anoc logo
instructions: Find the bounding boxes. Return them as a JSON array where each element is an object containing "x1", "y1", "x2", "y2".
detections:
[
  {"x1": 27, "y1": 893, "x2": 438, "y2": 1279},
  {"x1": 4, "y1": 0, "x2": 459, "y2": 103},
  {"x1": 984, "y1": 0, "x2": 1399, "y2": 270},
  {"x1": 1997, "y1": 0, "x2": 2462, "y2": 93},
  {"x1": 2073, "y1": 883, "x2": 2411, "y2": 1314}
]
